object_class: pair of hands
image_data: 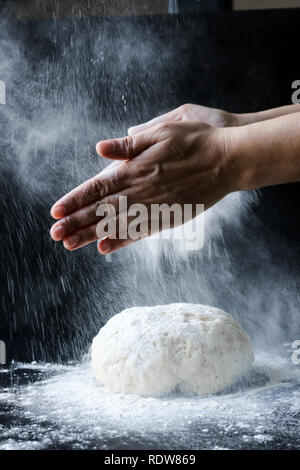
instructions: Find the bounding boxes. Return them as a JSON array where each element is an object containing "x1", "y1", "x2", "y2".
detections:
[{"x1": 50, "y1": 104, "x2": 240, "y2": 254}]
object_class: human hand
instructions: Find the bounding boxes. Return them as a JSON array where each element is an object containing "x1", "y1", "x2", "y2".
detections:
[
  {"x1": 128, "y1": 103, "x2": 239, "y2": 136},
  {"x1": 50, "y1": 121, "x2": 235, "y2": 254}
]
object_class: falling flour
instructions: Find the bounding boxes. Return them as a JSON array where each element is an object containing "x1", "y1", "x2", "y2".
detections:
[{"x1": 91, "y1": 303, "x2": 254, "y2": 397}]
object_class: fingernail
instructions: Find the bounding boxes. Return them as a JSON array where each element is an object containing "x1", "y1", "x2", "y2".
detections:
[
  {"x1": 96, "y1": 142, "x2": 101, "y2": 154},
  {"x1": 128, "y1": 127, "x2": 135, "y2": 135},
  {"x1": 66, "y1": 234, "x2": 80, "y2": 249},
  {"x1": 52, "y1": 224, "x2": 65, "y2": 239},
  {"x1": 100, "y1": 239, "x2": 111, "y2": 254},
  {"x1": 101, "y1": 141, "x2": 116, "y2": 154},
  {"x1": 51, "y1": 204, "x2": 65, "y2": 218}
]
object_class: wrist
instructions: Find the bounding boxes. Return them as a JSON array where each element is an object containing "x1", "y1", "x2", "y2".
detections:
[
  {"x1": 219, "y1": 125, "x2": 258, "y2": 192},
  {"x1": 220, "y1": 113, "x2": 300, "y2": 194},
  {"x1": 219, "y1": 111, "x2": 242, "y2": 128},
  {"x1": 230, "y1": 113, "x2": 252, "y2": 127},
  {"x1": 226, "y1": 112, "x2": 243, "y2": 127}
]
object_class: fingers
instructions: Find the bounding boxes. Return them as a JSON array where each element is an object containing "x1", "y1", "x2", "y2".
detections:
[
  {"x1": 51, "y1": 127, "x2": 164, "y2": 220},
  {"x1": 62, "y1": 221, "x2": 144, "y2": 254},
  {"x1": 63, "y1": 223, "x2": 99, "y2": 250},
  {"x1": 59, "y1": 209, "x2": 149, "y2": 253},
  {"x1": 51, "y1": 189, "x2": 130, "y2": 242},
  {"x1": 96, "y1": 130, "x2": 155, "y2": 161},
  {"x1": 51, "y1": 124, "x2": 171, "y2": 250},
  {"x1": 128, "y1": 109, "x2": 179, "y2": 136},
  {"x1": 98, "y1": 237, "x2": 135, "y2": 254},
  {"x1": 97, "y1": 211, "x2": 151, "y2": 254},
  {"x1": 50, "y1": 202, "x2": 102, "y2": 241},
  {"x1": 51, "y1": 166, "x2": 129, "y2": 219}
]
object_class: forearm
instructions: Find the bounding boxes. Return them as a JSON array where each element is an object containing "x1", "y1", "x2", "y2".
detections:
[
  {"x1": 235, "y1": 104, "x2": 300, "y2": 126},
  {"x1": 225, "y1": 112, "x2": 300, "y2": 191}
]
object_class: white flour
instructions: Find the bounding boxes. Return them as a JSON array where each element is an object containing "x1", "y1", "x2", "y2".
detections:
[{"x1": 0, "y1": 350, "x2": 299, "y2": 450}]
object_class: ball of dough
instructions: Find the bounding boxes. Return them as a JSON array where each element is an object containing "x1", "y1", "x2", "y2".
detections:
[{"x1": 91, "y1": 303, "x2": 254, "y2": 397}]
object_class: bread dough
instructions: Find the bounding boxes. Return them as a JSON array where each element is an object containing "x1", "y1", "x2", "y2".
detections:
[{"x1": 91, "y1": 303, "x2": 254, "y2": 396}]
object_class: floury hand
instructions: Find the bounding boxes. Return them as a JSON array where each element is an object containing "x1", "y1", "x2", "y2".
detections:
[{"x1": 50, "y1": 121, "x2": 231, "y2": 254}]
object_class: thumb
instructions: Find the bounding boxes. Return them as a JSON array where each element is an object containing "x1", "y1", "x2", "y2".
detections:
[{"x1": 96, "y1": 131, "x2": 155, "y2": 161}]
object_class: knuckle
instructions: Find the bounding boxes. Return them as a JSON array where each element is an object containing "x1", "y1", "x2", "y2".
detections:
[
  {"x1": 94, "y1": 199, "x2": 115, "y2": 218},
  {"x1": 180, "y1": 103, "x2": 195, "y2": 121},
  {"x1": 151, "y1": 162, "x2": 164, "y2": 178},
  {"x1": 129, "y1": 162, "x2": 143, "y2": 179},
  {"x1": 179, "y1": 103, "x2": 192, "y2": 114},
  {"x1": 179, "y1": 103, "x2": 190, "y2": 112},
  {"x1": 115, "y1": 164, "x2": 128, "y2": 180},
  {"x1": 93, "y1": 200, "x2": 102, "y2": 214},
  {"x1": 153, "y1": 121, "x2": 173, "y2": 136},
  {"x1": 122, "y1": 135, "x2": 134, "y2": 157},
  {"x1": 87, "y1": 179, "x2": 107, "y2": 198},
  {"x1": 105, "y1": 170, "x2": 123, "y2": 191},
  {"x1": 64, "y1": 215, "x2": 77, "y2": 232},
  {"x1": 155, "y1": 121, "x2": 177, "y2": 140},
  {"x1": 158, "y1": 121, "x2": 171, "y2": 131}
]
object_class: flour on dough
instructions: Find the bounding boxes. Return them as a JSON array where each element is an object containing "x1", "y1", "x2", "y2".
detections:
[{"x1": 91, "y1": 303, "x2": 254, "y2": 397}]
